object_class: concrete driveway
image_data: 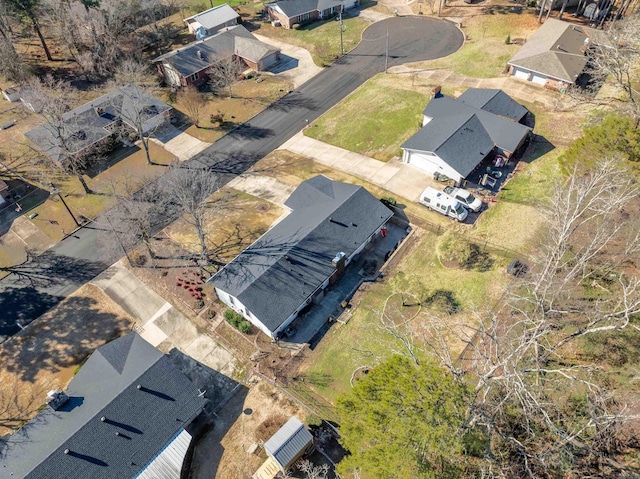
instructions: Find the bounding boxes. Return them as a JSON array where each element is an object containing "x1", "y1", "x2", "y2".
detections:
[
  {"x1": 253, "y1": 33, "x2": 323, "y2": 89},
  {"x1": 151, "y1": 125, "x2": 211, "y2": 161},
  {"x1": 227, "y1": 174, "x2": 295, "y2": 206},
  {"x1": 281, "y1": 132, "x2": 440, "y2": 202},
  {"x1": 90, "y1": 261, "x2": 238, "y2": 378}
]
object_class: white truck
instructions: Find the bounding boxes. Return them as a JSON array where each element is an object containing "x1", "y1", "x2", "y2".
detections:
[
  {"x1": 419, "y1": 187, "x2": 468, "y2": 222},
  {"x1": 443, "y1": 186, "x2": 483, "y2": 212}
]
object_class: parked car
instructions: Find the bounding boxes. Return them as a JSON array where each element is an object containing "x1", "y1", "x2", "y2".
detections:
[
  {"x1": 443, "y1": 186, "x2": 483, "y2": 212},
  {"x1": 419, "y1": 187, "x2": 468, "y2": 222}
]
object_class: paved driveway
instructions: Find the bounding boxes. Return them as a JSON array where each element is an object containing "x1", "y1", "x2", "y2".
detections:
[
  {"x1": 253, "y1": 34, "x2": 323, "y2": 89},
  {"x1": 151, "y1": 125, "x2": 211, "y2": 161}
]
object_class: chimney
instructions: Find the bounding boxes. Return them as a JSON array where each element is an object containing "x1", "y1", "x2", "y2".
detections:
[
  {"x1": 431, "y1": 85, "x2": 441, "y2": 99},
  {"x1": 46, "y1": 389, "x2": 70, "y2": 411}
]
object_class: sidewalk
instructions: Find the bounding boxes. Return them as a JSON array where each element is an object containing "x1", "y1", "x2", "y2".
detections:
[{"x1": 280, "y1": 132, "x2": 439, "y2": 202}]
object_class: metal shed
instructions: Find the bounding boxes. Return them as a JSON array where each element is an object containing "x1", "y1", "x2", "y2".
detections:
[{"x1": 263, "y1": 417, "x2": 314, "y2": 472}]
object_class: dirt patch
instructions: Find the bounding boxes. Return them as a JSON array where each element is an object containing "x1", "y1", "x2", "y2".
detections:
[
  {"x1": 189, "y1": 379, "x2": 309, "y2": 479},
  {"x1": 0, "y1": 283, "x2": 132, "y2": 436}
]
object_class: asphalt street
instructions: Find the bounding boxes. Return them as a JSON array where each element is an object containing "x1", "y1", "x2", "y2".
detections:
[{"x1": 0, "y1": 16, "x2": 463, "y2": 341}]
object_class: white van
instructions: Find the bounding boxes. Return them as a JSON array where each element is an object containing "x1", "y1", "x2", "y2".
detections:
[{"x1": 419, "y1": 187, "x2": 468, "y2": 221}]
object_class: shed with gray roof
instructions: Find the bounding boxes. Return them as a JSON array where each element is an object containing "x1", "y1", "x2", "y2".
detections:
[
  {"x1": 0, "y1": 333, "x2": 207, "y2": 479},
  {"x1": 208, "y1": 175, "x2": 393, "y2": 339},
  {"x1": 401, "y1": 90, "x2": 531, "y2": 184},
  {"x1": 264, "y1": 417, "x2": 313, "y2": 471}
]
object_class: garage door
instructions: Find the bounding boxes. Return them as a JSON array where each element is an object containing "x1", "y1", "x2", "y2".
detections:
[
  {"x1": 406, "y1": 152, "x2": 439, "y2": 176},
  {"x1": 531, "y1": 73, "x2": 547, "y2": 86},
  {"x1": 513, "y1": 68, "x2": 530, "y2": 81}
]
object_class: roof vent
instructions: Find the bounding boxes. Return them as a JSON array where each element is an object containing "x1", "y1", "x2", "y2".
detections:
[
  {"x1": 64, "y1": 449, "x2": 70, "y2": 455},
  {"x1": 197, "y1": 50, "x2": 204, "y2": 60},
  {"x1": 46, "y1": 389, "x2": 70, "y2": 411}
]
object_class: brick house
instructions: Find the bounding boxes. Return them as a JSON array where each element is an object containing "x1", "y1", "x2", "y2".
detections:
[{"x1": 265, "y1": 0, "x2": 356, "y2": 29}]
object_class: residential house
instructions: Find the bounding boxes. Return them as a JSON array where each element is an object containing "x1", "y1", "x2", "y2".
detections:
[
  {"x1": 184, "y1": 4, "x2": 240, "y2": 39},
  {"x1": 0, "y1": 332, "x2": 208, "y2": 479},
  {"x1": 401, "y1": 88, "x2": 531, "y2": 184},
  {"x1": 24, "y1": 85, "x2": 172, "y2": 166},
  {"x1": 507, "y1": 18, "x2": 598, "y2": 90},
  {"x1": 153, "y1": 25, "x2": 280, "y2": 88},
  {"x1": 265, "y1": 0, "x2": 356, "y2": 29},
  {"x1": 263, "y1": 417, "x2": 314, "y2": 473},
  {"x1": 209, "y1": 175, "x2": 394, "y2": 339}
]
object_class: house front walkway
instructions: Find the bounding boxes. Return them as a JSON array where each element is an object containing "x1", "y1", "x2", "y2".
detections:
[{"x1": 280, "y1": 132, "x2": 440, "y2": 202}]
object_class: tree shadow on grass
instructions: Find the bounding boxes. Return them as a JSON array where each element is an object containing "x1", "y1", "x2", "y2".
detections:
[{"x1": 0, "y1": 293, "x2": 131, "y2": 384}]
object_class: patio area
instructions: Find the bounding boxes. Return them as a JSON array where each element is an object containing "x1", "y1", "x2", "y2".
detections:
[{"x1": 280, "y1": 221, "x2": 409, "y2": 348}]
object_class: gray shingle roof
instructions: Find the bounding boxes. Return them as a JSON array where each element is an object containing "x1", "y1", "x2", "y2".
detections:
[
  {"x1": 0, "y1": 333, "x2": 207, "y2": 479},
  {"x1": 264, "y1": 417, "x2": 313, "y2": 469},
  {"x1": 457, "y1": 88, "x2": 529, "y2": 123},
  {"x1": 267, "y1": 0, "x2": 344, "y2": 17},
  {"x1": 24, "y1": 86, "x2": 171, "y2": 164},
  {"x1": 209, "y1": 176, "x2": 393, "y2": 334},
  {"x1": 153, "y1": 25, "x2": 278, "y2": 77},
  {"x1": 508, "y1": 18, "x2": 589, "y2": 83},
  {"x1": 402, "y1": 93, "x2": 530, "y2": 179},
  {"x1": 184, "y1": 3, "x2": 239, "y2": 30}
]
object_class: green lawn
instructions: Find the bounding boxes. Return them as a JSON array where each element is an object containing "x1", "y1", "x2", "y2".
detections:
[
  {"x1": 301, "y1": 228, "x2": 511, "y2": 404},
  {"x1": 408, "y1": 13, "x2": 541, "y2": 78},
  {"x1": 305, "y1": 74, "x2": 430, "y2": 161},
  {"x1": 256, "y1": 14, "x2": 370, "y2": 66}
]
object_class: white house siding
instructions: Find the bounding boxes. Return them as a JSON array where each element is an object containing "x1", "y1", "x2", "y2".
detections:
[
  {"x1": 531, "y1": 73, "x2": 547, "y2": 86},
  {"x1": 135, "y1": 428, "x2": 193, "y2": 479},
  {"x1": 187, "y1": 21, "x2": 202, "y2": 34},
  {"x1": 402, "y1": 149, "x2": 464, "y2": 183},
  {"x1": 422, "y1": 115, "x2": 433, "y2": 127},
  {"x1": 512, "y1": 67, "x2": 531, "y2": 81}
]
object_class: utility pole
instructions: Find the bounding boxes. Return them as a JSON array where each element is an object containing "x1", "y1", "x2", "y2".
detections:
[
  {"x1": 385, "y1": 28, "x2": 389, "y2": 73},
  {"x1": 339, "y1": 10, "x2": 344, "y2": 55},
  {"x1": 50, "y1": 187, "x2": 80, "y2": 227}
]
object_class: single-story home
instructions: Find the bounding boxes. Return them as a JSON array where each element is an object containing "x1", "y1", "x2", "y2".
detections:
[
  {"x1": 184, "y1": 3, "x2": 240, "y2": 39},
  {"x1": 264, "y1": 417, "x2": 314, "y2": 472},
  {"x1": 507, "y1": 18, "x2": 597, "y2": 90},
  {"x1": 265, "y1": 0, "x2": 356, "y2": 29},
  {"x1": 1, "y1": 332, "x2": 208, "y2": 479},
  {"x1": 153, "y1": 25, "x2": 280, "y2": 88},
  {"x1": 209, "y1": 175, "x2": 394, "y2": 339},
  {"x1": 24, "y1": 85, "x2": 172, "y2": 166},
  {"x1": 401, "y1": 88, "x2": 531, "y2": 184}
]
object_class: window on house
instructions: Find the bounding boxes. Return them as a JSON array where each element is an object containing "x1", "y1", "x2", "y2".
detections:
[
  {"x1": 189, "y1": 72, "x2": 199, "y2": 82},
  {"x1": 228, "y1": 296, "x2": 235, "y2": 306}
]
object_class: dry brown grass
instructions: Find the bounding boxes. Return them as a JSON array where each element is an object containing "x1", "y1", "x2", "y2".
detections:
[{"x1": 0, "y1": 284, "x2": 132, "y2": 436}]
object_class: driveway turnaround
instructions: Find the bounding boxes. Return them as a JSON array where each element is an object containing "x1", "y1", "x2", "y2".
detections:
[{"x1": 0, "y1": 16, "x2": 463, "y2": 341}]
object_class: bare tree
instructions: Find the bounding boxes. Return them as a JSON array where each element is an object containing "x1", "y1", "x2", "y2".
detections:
[
  {"x1": 207, "y1": 56, "x2": 243, "y2": 98},
  {"x1": 296, "y1": 458, "x2": 330, "y2": 479},
  {"x1": 5, "y1": 0, "x2": 52, "y2": 60},
  {"x1": 376, "y1": 159, "x2": 640, "y2": 477},
  {"x1": 160, "y1": 166, "x2": 224, "y2": 264},
  {"x1": 180, "y1": 86, "x2": 206, "y2": 128},
  {"x1": 0, "y1": 35, "x2": 27, "y2": 81},
  {"x1": 21, "y1": 76, "x2": 100, "y2": 194}
]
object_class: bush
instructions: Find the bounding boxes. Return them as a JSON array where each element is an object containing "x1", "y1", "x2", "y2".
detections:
[
  {"x1": 292, "y1": 23, "x2": 301, "y2": 30},
  {"x1": 224, "y1": 309, "x2": 251, "y2": 333},
  {"x1": 505, "y1": 34, "x2": 511, "y2": 45},
  {"x1": 237, "y1": 320, "x2": 252, "y2": 334}
]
